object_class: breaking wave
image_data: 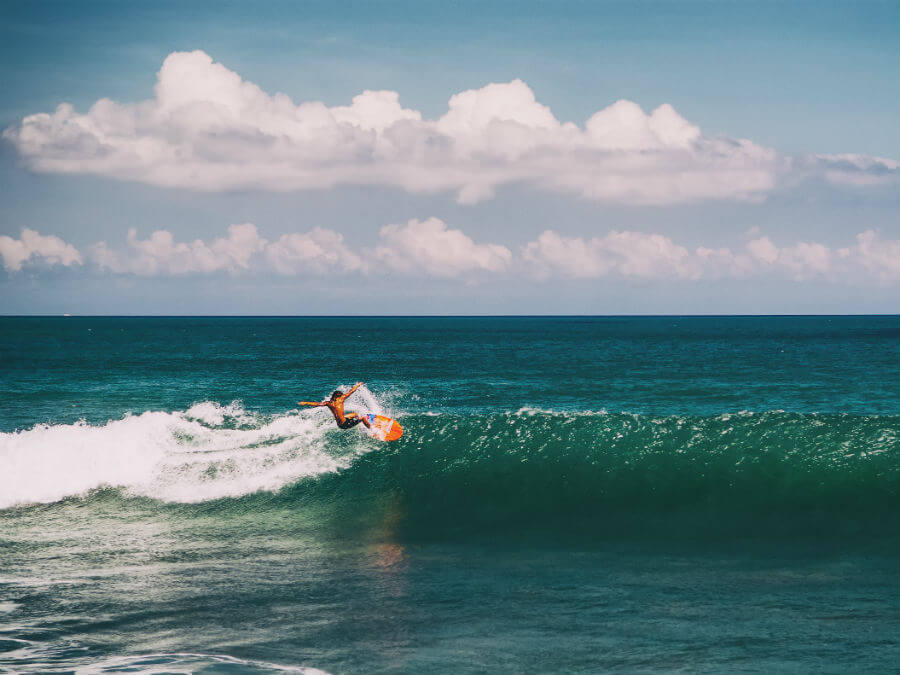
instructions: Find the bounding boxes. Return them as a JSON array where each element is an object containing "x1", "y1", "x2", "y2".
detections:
[{"x1": 2, "y1": 402, "x2": 898, "y2": 541}]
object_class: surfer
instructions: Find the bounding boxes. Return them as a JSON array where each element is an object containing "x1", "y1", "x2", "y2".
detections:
[{"x1": 299, "y1": 382, "x2": 372, "y2": 430}]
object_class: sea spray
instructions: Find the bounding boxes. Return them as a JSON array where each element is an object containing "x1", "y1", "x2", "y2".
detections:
[{"x1": 341, "y1": 383, "x2": 384, "y2": 417}]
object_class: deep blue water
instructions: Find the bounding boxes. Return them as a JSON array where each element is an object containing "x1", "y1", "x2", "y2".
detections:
[{"x1": 1, "y1": 316, "x2": 898, "y2": 674}]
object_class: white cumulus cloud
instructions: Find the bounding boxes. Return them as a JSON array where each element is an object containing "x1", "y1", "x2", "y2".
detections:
[
  {"x1": 776, "y1": 241, "x2": 833, "y2": 280},
  {"x1": 520, "y1": 228, "x2": 900, "y2": 283},
  {"x1": 90, "y1": 223, "x2": 265, "y2": 275},
  {"x1": 522, "y1": 230, "x2": 695, "y2": 279},
  {"x1": 5, "y1": 223, "x2": 898, "y2": 286},
  {"x1": 0, "y1": 228, "x2": 82, "y2": 271},
  {"x1": 845, "y1": 229, "x2": 900, "y2": 282},
  {"x1": 376, "y1": 217, "x2": 512, "y2": 278},
  {"x1": 746, "y1": 236, "x2": 779, "y2": 265},
  {"x1": 1, "y1": 50, "x2": 835, "y2": 206},
  {"x1": 265, "y1": 228, "x2": 364, "y2": 275}
]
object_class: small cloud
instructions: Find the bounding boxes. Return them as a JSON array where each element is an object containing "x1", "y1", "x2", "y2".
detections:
[
  {"x1": 850, "y1": 230, "x2": 900, "y2": 282},
  {"x1": 0, "y1": 228, "x2": 82, "y2": 271},
  {"x1": 376, "y1": 217, "x2": 512, "y2": 278},
  {"x1": 747, "y1": 236, "x2": 779, "y2": 265},
  {"x1": 90, "y1": 223, "x2": 265, "y2": 275},
  {"x1": 777, "y1": 241, "x2": 833, "y2": 280},
  {"x1": 521, "y1": 230, "x2": 694, "y2": 279},
  {"x1": 265, "y1": 228, "x2": 364, "y2": 275},
  {"x1": 812, "y1": 153, "x2": 900, "y2": 187}
]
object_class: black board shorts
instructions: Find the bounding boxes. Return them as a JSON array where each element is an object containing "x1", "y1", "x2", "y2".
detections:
[{"x1": 338, "y1": 416, "x2": 363, "y2": 430}]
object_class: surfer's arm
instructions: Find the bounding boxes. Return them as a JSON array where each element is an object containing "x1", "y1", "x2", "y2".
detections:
[
  {"x1": 342, "y1": 382, "x2": 363, "y2": 400},
  {"x1": 298, "y1": 401, "x2": 325, "y2": 407}
]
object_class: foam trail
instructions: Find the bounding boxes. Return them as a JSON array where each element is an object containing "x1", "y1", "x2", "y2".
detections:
[{"x1": 0, "y1": 402, "x2": 372, "y2": 509}]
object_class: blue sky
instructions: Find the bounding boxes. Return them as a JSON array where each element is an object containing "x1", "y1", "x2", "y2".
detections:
[{"x1": 1, "y1": 0, "x2": 898, "y2": 314}]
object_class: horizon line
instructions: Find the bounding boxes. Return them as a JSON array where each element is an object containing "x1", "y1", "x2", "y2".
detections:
[{"x1": 1, "y1": 314, "x2": 898, "y2": 319}]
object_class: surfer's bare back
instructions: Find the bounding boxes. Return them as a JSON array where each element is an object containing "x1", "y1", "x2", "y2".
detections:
[{"x1": 299, "y1": 382, "x2": 372, "y2": 430}]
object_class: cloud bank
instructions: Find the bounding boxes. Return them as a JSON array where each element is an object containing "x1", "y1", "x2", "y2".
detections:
[
  {"x1": 6, "y1": 51, "x2": 895, "y2": 205},
  {"x1": 3, "y1": 222, "x2": 897, "y2": 284},
  {"x1": 521, "y1": 230, "x2": 899, "y2": 282}
]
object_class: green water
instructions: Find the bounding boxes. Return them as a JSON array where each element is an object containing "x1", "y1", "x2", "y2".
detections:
[{"x1": 1, "y1": 316, "x2": 898, "y2": 673}]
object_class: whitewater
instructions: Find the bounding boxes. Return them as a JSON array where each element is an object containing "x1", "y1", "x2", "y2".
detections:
[{"x1": 0, "y1": 390, "x2": 392, "y2": 509}]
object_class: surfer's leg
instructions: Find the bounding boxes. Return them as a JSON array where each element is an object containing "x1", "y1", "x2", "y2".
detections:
[
  {"x1": 352, "y1": 413, "x2": 372, "y2": 429},
  {"x1": 338, "y1": 414, "x2": 363, "y2": 430}
]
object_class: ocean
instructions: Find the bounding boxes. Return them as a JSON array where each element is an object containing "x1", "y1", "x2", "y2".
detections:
[{"x1": 1, "y1": 315, "x2": 898, "y2": 674}]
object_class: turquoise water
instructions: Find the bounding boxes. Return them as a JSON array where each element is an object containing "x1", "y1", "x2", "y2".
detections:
[{"x1": 1, "y1": 316, "x2": 898, "y2": 674}]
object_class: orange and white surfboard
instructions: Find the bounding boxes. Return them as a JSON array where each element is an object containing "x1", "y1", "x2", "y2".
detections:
[{"x1": 362, "y1": 414, "x2": 403, "y2": 441}]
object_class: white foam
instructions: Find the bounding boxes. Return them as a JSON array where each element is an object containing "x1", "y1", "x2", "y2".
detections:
[
  {"x1": 511, "y1": 406, "x2": 609, "y2": 417},
  {"x1": 183, "y1": 400, "x2": 256, "y2": 426},
  {"x1": 0, "y1": 401, "x2": 374, "y2": 509}
]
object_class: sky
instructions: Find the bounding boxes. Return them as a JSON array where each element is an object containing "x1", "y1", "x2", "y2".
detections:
[{"x1": 0, "y1": 0, "x2": 898, "y2": 315}]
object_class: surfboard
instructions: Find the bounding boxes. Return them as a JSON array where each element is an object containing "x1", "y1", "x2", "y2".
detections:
[{"x1": 362, "y1": 414, "x2": 403, "y2": 441}]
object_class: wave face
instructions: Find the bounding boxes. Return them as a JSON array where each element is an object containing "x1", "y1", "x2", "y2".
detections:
[
  {"x1": 2, "y1": 404, "x2": 898, "y2": 541},
  {"x1": 308, "y1": 410, "x2": 900, "y2": 540}
]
